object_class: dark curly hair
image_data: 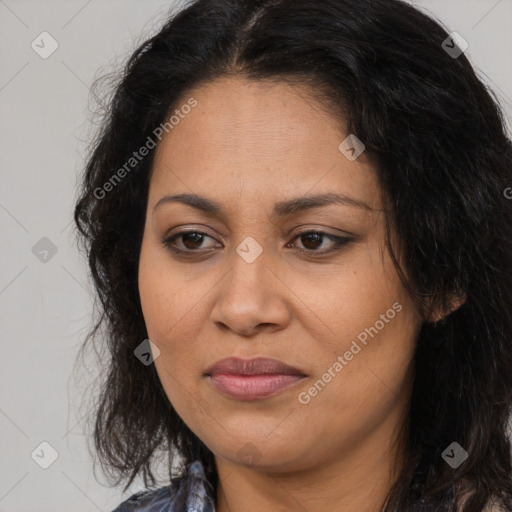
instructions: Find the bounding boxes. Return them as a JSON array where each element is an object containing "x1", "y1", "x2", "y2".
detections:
[{"x1": 73, "y1": 0, "x2": 512, "y2": 510}]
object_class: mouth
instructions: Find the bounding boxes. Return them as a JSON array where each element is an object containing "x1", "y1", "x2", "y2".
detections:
[{"x1": 204, "y1": 357, "x2": 307, "y2": 401}]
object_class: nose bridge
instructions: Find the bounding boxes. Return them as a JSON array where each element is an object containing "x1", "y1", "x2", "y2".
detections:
[
  {"x1": 227, "y1": 234, "x2": 270, "y2": 295},
  {"x1": 211, "y1": 233, "x2": 290, "y2": 333}
]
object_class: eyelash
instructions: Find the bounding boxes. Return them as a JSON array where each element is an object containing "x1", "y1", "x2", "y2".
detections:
[{"x1": 161, "y1": 229, "x2": 352, "y2": 257}]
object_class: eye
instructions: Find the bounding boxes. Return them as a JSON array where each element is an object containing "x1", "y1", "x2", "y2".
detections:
[
  {"x1": 161, "y1": 229, "x2": 352, "y2": 256},
  {"x1": 161, "y1": 230, "x2": 221, "y2": 253},
  {"x1": 287, "y1": 230, "x2": 352, "y2": 255}
]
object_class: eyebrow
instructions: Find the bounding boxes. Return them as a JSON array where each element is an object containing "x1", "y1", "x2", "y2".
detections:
[{"x1": 153, "y1": 192, "x2": 374, "y2": 219}]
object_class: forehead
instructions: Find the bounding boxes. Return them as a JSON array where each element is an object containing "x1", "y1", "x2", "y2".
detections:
[
  {"x1": 154, "y1": 76, "x2": 346, "y2": 159},
  {"x1": 150, "y1": 76, "x2": 381, "y2": 211}
]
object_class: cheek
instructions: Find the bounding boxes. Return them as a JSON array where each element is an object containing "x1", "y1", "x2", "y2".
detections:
[
  {"x1": 324, "y1": 285, "x2": 416, "y2": 399},
  {"x1": 293, "y1": 306, "x2": 418, "y2": 462},
  {"x1": 292, "y1": 246, "x2": 419, "y2": 431},
  {"x1": 138, "y1": 240, "x2": 212, "y2": 407},
  {"x1": 138, "y1": 253, "x2": 204, "y2": 424},
  {"x1": 279, "y1": 245, "x2": 407, "y2": 353},
  {"x1": 138, "y1": 239, "x2": 207, "y2": 342}
]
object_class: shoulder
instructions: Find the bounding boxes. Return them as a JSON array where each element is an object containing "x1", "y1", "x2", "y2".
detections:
[{"x1": 110, "y1": 460, "x2": 216, "y2": 512}]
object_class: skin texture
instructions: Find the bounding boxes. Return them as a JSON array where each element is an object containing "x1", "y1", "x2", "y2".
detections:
[{"x1": 138, "y1": 76, "x2": 425, "y2": 512}]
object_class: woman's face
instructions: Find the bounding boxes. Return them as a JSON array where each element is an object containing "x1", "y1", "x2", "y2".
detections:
[{"x1": 138, "y1": 76, "x2": 423, "y2": 473}]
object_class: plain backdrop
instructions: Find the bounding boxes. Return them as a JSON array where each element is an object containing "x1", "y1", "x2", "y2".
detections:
[{"x1": 0, "y1": 1, "x2": 511, "y2": 510}]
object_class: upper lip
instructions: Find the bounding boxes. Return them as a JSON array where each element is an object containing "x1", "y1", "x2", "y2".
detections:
[{"x1": 204, "y1": 357, "x2": 306, "y2": 376}]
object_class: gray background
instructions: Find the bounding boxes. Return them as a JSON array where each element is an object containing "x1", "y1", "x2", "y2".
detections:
[{"x1": 0, "y1": 1, "x2": 511, "y2": 510}]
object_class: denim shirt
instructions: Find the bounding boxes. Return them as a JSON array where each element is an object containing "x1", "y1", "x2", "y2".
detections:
[{"x1": 111, "y1": 460, "x2": 216, "y2": 512}]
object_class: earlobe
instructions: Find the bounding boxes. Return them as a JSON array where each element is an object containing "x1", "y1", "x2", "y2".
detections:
[{"x1": 427, "y1": 291, "x2": 467, "y2": 324}]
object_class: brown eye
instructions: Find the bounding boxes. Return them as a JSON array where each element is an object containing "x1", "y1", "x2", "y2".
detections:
[
  {"x1": 288, "y1": 230, "x2": 351, "y2": 255},
  {"x1": 161, "y1": 229, "x2": 351, "y2": 257},
  {"x1": 299, "y1": 233, "x2": 323, "y2": 250},
  {"x1": 180, "y1": 232, "x2": 207, "y2": 249},
  {"x1": 162, "y1": 230, "x2": 220, "y2": 253}
]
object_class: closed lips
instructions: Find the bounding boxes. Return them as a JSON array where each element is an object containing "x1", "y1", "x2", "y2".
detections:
[{"x1": 204, "y1": 357, "x2": 307, "y2": 376}]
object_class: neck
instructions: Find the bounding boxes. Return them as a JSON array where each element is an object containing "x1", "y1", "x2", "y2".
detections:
[{"x1": 214, "y1": 414, "x2": 409, "y2": 512}]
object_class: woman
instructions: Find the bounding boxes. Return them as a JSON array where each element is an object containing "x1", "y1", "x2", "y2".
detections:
[{"x1": 73, "y1": 0, "x2": 512, "y2": 510}]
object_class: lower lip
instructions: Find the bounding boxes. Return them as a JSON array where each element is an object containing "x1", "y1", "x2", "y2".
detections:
[{"x1": 207, "y1": 374, "x2": 305, "y2": 401}]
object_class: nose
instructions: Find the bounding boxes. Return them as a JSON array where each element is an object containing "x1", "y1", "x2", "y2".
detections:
[{"x1": 210, "y1": 245, "x2": 292, "y2": 337}]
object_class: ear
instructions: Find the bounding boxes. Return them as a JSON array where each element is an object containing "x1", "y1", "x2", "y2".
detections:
[{"x1": 427, "y1": 291, "x2": 467, "y2": 324}]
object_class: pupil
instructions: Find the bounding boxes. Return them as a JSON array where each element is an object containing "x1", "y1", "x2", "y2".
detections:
[
  {"x1": 183, "y1": 233, "x2": 203, "y2": 249},
  {"x1": 302, "y1": 233, "x2": 321, "y2": 249}
]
